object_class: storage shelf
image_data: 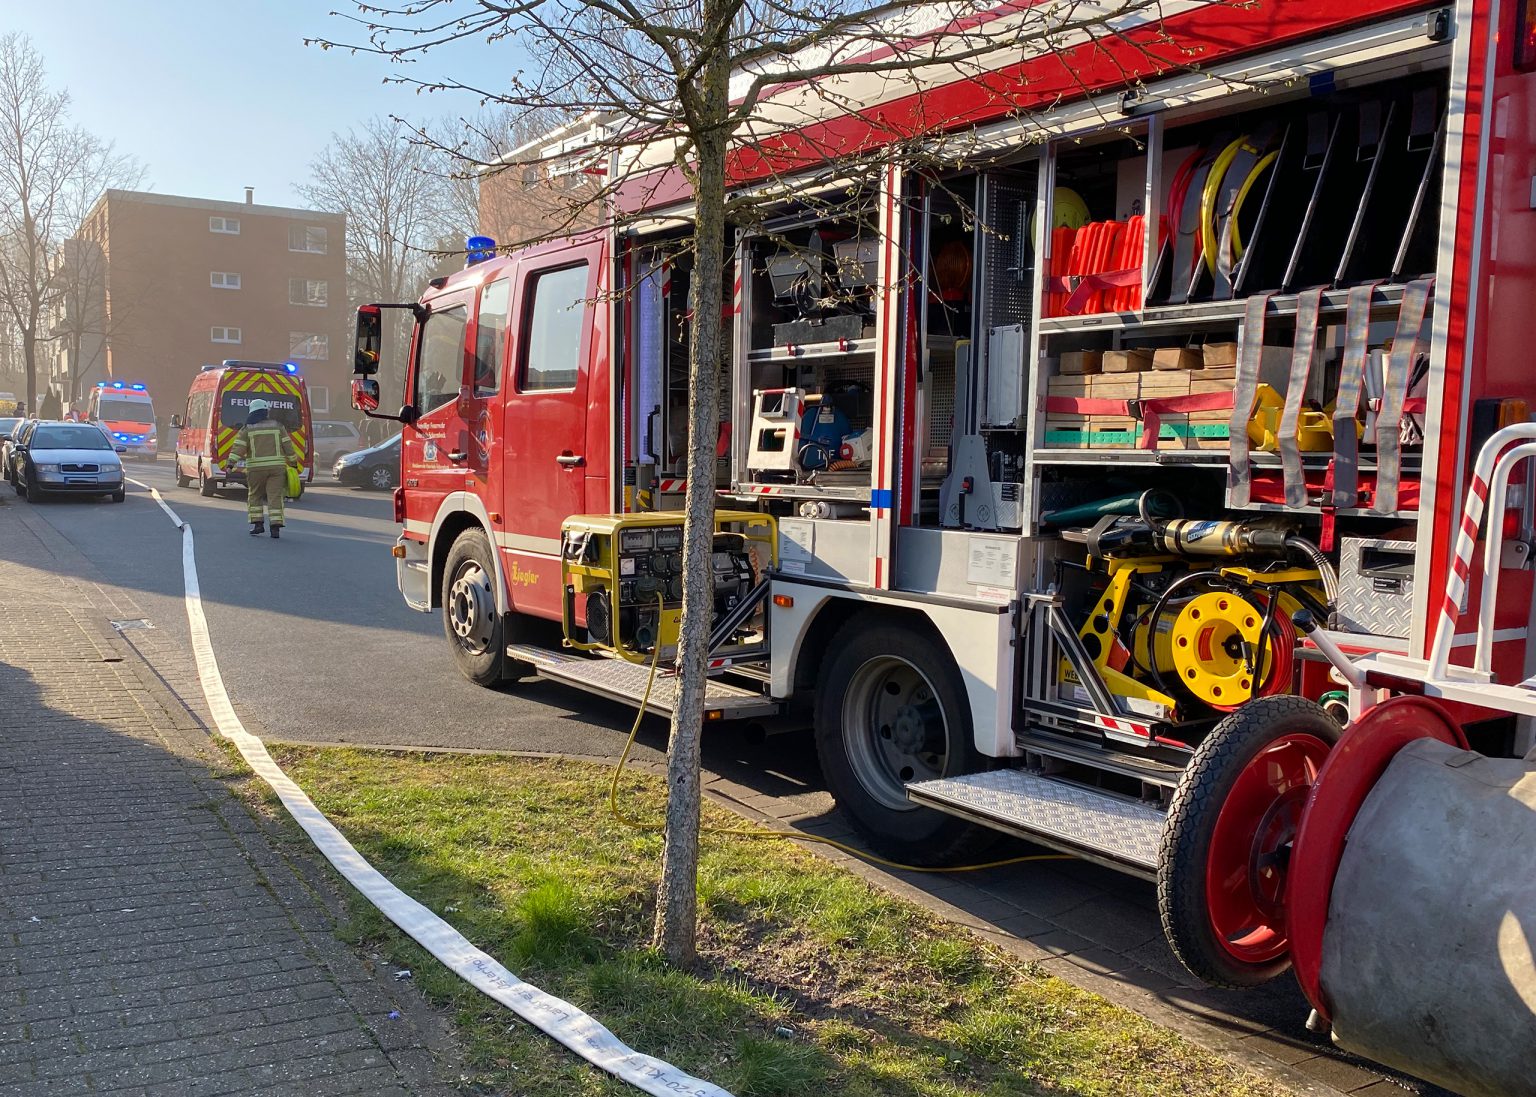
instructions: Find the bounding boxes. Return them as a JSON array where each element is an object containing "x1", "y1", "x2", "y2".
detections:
[
  {"x1": 1037, "y1": 283, "x2": 1409, "y2": 336},
  {"x1": 1032, "y1": 448, "x2": 1422, "y2": 472},
  {"x1": 747, "y1": 337, "x2": 877, "y2": 362}
]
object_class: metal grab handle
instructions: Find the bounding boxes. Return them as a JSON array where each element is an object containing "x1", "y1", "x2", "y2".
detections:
[
  {"x1": 556, "y1": 453, "x2": 585, "y2": 468},
  {"x1": 447, "y1": 450, "x2": 467, "y2": 462}
]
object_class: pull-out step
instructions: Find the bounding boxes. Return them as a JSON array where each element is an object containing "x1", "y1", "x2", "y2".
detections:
[
  {"x1": 906, "y1": 770, "x2": 1166, "y2": 878},
  {"x1": 506, "y1": 644, "x2": 781, "y2": 720}
]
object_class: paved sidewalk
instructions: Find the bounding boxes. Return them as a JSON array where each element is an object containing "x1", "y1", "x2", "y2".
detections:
[{"x1": 0, "y1": 500, "x2": 455, "y2": 1096}]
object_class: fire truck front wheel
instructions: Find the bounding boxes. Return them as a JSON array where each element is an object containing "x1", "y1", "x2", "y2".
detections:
[
  {"x1": 442, "y1": 530, "x2": 510, "y2": 687},
  {"x1": 1158, "y1": 695, "x2": 1339, "y2": 988},
  {"x1": 815, "y1": 619, "x2": 993, "y2": 866}
]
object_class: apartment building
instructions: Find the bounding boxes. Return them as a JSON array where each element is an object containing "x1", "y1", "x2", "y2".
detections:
[{"x1": 54, "y1": 189, "x2": 348, "y2": 422}]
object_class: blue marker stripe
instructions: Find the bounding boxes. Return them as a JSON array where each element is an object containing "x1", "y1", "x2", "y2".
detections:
[{"x1": 869, "y1": 488, "x2": 893, "y2": 510}]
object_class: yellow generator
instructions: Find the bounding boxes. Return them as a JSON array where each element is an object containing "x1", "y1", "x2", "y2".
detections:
[{"x1": 560, "y1": 510, "x2": 777, "y2": 663}]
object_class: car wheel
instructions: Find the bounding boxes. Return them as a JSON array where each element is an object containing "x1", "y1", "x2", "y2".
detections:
[
  {"x1": 814, "y1": 614, "x2": 996, "y2": 866},
  {"x1": 369, "y1": 464, "x2": 397, "y2": 490},
  {"x1": 175, "y1": 462, "x2": 192, "y2": 488},
  {"x1": 199, "y1": 466, "x2": 218, "y2": 497},
  {"x1": 110, "y1": 488, "x2": 126, "y2": 503},
  {"x1": 23, "y1": 469, "x2": 42, "y2": 503}
]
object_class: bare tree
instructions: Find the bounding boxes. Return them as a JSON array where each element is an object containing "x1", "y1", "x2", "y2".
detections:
[
  {"x1": 0, "y1": 33, "x2": 137, "y2": 408},
  {"x1": 317, "y1": 0, "x2": 1208, "y2": 967}
]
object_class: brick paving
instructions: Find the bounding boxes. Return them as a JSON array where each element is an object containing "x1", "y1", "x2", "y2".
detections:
[{"x1": 0, "y1": 500, "x2": 457, "y2": 1096}]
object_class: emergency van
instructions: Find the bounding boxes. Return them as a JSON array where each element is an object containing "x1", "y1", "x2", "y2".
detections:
[
  {"x1": 355, "y1": 0, "x2": 1536, "y2": 1009},
  {"x1": 173, "y1": 360, "x2": 314, "y2": 497},
  {"x1": 85, "y1": 380, "x2": 157, "y2": 459}
]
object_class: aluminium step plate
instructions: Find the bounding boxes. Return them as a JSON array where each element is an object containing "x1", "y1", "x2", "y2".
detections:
[
  {"x1": 506, "y1": 644, "x2": 780, "y2": 719},
  {"x1": 906, "y1": 769, "x2": 1165, "y2": 877}
]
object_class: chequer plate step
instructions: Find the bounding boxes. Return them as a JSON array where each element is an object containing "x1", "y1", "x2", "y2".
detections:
[
  {"x1": 906, "y1": 769, "x2": 1166, "y2": 876},
  {"x1": 506, "y1": 644, "x2": 779, "y2": 719}
]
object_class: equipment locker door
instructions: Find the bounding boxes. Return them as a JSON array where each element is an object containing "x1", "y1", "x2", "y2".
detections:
[
  {"x1": 500, "y1": 247, "x2": 600, "y2": 618},
  {"x1": 403, "y1": 289, "x2": 474, "y2": 533}
]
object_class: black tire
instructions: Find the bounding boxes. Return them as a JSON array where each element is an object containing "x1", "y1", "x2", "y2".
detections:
[
  {"x1": 441, "y1": 529, "x2": 510, "y2": 687},
  {"x1": 176, "y1": 462, "x2": 192, "y2": 488},
  {"x1": 110, "y1": 488, "x2": 125, "y2": 503},
  {"x1": 368, "y1": 464, "x2": 397, "y2": 491},
  {"x1": 814, "y1": 616, "x2": 994, "y2": 866},
  {"x1": 22, "y1": 468, "x2": 40, "y2": 502},
  {"x1": 1158, "y1": 695, "x2": 1341, "y2": 989},
  {"x1": 199, "y1": 466, "x2": 218, "y2": 497}
]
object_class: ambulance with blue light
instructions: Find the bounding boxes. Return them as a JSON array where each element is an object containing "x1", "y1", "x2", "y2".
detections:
[{"x1": 85, "y1": 381, "x2": 157, "y2": 459}]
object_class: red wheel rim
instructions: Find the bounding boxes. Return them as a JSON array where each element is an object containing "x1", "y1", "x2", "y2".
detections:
[
  {"x1": 1287, "y1": 696, "x2": 1466, "y2": 1022},
  {"x1": 1204, "y1": 732, "x2": 1332, "y2": 965}
]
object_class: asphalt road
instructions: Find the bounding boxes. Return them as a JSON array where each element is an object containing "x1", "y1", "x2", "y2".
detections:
[{"x1": 23, "y1": 458, "x2": 808, "y2": 779}]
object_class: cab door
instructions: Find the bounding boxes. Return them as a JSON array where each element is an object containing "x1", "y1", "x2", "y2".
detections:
[
  {"x1": 402, "y1": 290, "x2": 474, "y2": 533},
  {"x1": 500, "y1": 246, "x2": 602, "y2": 618},
  {"x1": 465, "y1": 275, "x2": 510, "y2": 508}
]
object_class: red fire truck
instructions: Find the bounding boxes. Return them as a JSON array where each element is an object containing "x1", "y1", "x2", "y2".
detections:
[{"x1": 354, "y1": 0, "x2": 1536, "y2": 1000}]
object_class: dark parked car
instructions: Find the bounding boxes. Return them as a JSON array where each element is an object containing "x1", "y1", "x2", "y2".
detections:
[
  {"x1": 4, "y1": 419, "x2": 39, "y2": 485},
  {"x1": 333, "y1": 432, "x2": 400, "y2": 490},
  {"x1": 12, "y1": 421, "x2": 126, "y2": 503}
]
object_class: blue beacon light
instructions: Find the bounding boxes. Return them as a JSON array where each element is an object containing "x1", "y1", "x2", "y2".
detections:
[
  {"x1": 283, "y1": 362, "x2": 299, "y2": 375},
  {"x1": 465, "y1": 235, "x2": 496, "y2": 267}
]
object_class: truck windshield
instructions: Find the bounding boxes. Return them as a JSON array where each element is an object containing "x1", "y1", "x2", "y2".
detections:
[
  {"x1": 99, "y1": 398, "x2": 154, "y2": 423},
  {"x1": 221, "y1": 391, "x2": 302, "y2": 432}
]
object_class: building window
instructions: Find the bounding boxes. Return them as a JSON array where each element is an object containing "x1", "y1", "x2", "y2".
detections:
[
  {"x1": 289, "y1": 278, "x2": 328, "y2": 307},
  {"x1": 288, "y1": 332, "x2": 329, "y2": 360},
  {"x1": 288, "y1": 224, "x2": 329, "y2": 253},
  {"x1": 209, "y1": 216, "x2": 240, "y2": 234},
  {"x1": 211, "y1": 326, "x2": 241, "y2": 344},
  {"x1": 210, "y1": 271, "x2": 241, "y2": 290},
  {"x1": 309, "y1": 385, "x2": 330, "y2": 415}
]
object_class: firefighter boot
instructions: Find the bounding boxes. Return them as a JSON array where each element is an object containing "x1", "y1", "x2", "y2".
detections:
[
  {"x1": 250, "y1": 521, "x2": 265, "y2": 536},
  {"x1": 271, "y1": 523, "x2": 281, "y2": 539}
]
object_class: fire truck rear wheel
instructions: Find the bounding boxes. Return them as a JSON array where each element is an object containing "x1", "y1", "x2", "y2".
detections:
[
  {"x1": 815, "y1": 619, "x2": 994, "y2": 866},
  {"x1": 442, "y1": 530, "x2": 510, "y2": 687},
  {"x1": 199, "y1": 466, "x2": 218, "y2": 497},
  {"x1": 1158, "y1": 695, "x2": 1339, "y2": 988},
  {"x1": 176, "y1": 464, "x2": 192, "y2": 488}
]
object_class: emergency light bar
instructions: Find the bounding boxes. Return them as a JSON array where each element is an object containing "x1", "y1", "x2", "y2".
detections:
[
  {"x1": 97, "y1": 381, "x2": 148, "y2": 390},
  {"x1": 465, "y1": 235, "x2": 497, "y2": 267}
]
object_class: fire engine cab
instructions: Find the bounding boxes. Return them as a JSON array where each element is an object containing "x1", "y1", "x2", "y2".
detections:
[{"x1": 355, "y1": 0, "x2": 1536, "y2": 1043}]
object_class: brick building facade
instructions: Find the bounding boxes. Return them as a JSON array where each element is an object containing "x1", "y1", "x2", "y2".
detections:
[{"x1": 54, "y1": 190, "x2": 348, "y2": 425}]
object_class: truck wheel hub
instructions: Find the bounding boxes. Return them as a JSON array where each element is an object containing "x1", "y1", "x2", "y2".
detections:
[{"x1": 448, "y1": 563, "x2": 494, "y2": 654}]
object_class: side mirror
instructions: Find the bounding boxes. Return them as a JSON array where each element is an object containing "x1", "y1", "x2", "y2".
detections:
[
  {"x1": 170, "y1": 414, "x2": 184, "y2": 430},
  {"x1": 352, "y1": 378, "x2": 380, "y2": 413},
  {"x1": 114, "y1": 445, "x2": 127, "y2": 454},
  {"x1": 398, "y1": 404, "x2": 418, "y2": 426},
  {"x1": 354, "y1": 305, "x2": 383, "y2": 377}
]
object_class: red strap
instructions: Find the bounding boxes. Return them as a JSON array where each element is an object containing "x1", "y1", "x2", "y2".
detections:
[
  {"x1": 1046, "y1": 391, "x2": 1234, "y2": 450},
  {"x1": 1320, "y1": 460, "x2": 1337, "y2": 552},
  {"x1": 1055, "y1": 267, "x2": 1143, "y2": 314}
]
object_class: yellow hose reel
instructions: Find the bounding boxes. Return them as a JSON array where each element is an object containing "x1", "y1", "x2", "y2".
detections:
[{"x1": 1167, "y1": 591, "x2": 1273, "y2": 708}]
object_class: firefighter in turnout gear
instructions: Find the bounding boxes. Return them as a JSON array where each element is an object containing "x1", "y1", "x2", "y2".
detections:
[{"x1": 229, "y1": 399, "x2": 298, "y2": 538}]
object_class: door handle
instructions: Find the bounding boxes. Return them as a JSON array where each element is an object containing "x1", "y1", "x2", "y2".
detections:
[
  {"x1": 556, "y1": 453, "x2": 585, "y2": 468},
  {"x1": 447, "y1": 450, "x2": 467, "y2": 463}
]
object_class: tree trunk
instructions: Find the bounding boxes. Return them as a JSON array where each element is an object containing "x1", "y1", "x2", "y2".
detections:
[
  {"x1": 653, "y1": 47, "x2": 732, "y2": 968},
  {"x1": 22, "y1": 328, "x2": 36, "y2": 409}
]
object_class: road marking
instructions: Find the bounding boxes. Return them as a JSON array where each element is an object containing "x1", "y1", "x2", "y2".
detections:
[{"x1": 125, "y1": 477, "x2": 733, "y2": 1097}]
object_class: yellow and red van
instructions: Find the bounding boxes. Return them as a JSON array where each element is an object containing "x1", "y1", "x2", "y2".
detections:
[{"x1": 172, "y1": 360, "x2": 313, "y2": 496}]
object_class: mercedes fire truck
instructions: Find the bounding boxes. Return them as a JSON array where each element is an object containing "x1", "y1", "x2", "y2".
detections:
[{"x1": 353, "y1": 0, "x2": 1536, "y2": 1004}]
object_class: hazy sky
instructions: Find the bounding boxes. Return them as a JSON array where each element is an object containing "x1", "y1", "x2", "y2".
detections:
[{"x1": 8, "y1": 1, "x2": 515, "y2": 211}]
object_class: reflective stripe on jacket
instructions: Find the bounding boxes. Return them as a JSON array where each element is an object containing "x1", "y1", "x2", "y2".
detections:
[{"x1": 230, "y1": 423, "x2": 297, "y2": 469}]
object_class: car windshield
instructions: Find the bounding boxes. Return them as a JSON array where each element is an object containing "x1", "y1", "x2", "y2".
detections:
[
  {"x1": 99, "y1": 398, "x2": 154, "y2": 423},
  {"x1": 32, "y1": 425, "x2": 113, "y2": 451},
  {"x1": 0, "y1": 418, "x2": 19, "y2": 435}
]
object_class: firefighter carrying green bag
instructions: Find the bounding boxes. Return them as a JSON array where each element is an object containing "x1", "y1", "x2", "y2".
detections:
[{"x1": 229, "y1": 398, "x2": 299, "y2": 539}]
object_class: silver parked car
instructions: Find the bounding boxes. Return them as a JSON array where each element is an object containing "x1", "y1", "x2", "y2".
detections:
[
  {"x1": 311, "y1": 420, "x2": 362, "y2": 469},
  {"x1": 12, "y1": 421, "x2": 126, "y2": 503}
]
